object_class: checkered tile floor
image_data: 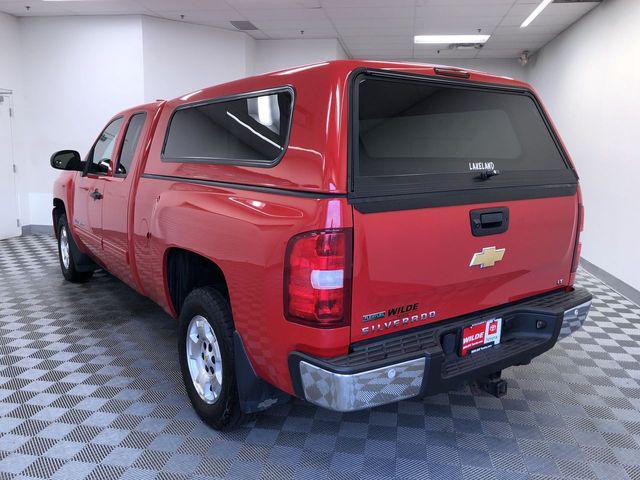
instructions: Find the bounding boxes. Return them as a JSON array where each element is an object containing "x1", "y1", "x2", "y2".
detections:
[{"x1": 1, "y1": 234, "x2": 639, "y2": 480}]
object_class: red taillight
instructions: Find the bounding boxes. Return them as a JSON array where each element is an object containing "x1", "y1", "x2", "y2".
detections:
[
  {"x1": 570, "y1": 202, "x2": 584, "y2": 274},
  {"x1": 284, "y1": 229, "x2": 352, "y2": 328}
]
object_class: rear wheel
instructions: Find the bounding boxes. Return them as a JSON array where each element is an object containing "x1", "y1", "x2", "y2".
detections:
[
  {"x1": 57, "y1": 214, "x2": 93, "y2": 283},
  {"x1": 178, "y1": 287, "x2": 242, "y2": 430}
]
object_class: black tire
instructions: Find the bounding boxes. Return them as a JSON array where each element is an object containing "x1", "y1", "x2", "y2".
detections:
[
  {"x1": 178, "y1": 287, "x2": 243, "y2": 430},
  {"x1": 57, "y1": 214, "x2": 94, "y2": 283}
]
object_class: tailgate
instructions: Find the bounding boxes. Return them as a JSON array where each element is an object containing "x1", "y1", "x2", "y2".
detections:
[
  {"x1": 348, "y1": 70, "x2": 579, "y2": 343},
  {"x1": 351, "y1": 196, "x2": 578, "y2": 342}
]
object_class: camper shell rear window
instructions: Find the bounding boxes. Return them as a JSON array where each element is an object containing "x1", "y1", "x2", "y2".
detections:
[{"x1": 350, "y1": 71, "x2": 577, "y2": 200}]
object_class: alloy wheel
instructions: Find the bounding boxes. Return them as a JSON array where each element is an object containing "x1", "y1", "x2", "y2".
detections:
[
  {"x1": 60, "y1": 226, "x2": 70, "y2": 270},
  {"x1": 185, "y1": 315, "x2": 223, "y2": 404}
]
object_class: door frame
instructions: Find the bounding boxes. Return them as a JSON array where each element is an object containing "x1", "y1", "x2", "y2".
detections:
[{"x1": 0, "y1": 89, "x2": 21, "y2": 238}]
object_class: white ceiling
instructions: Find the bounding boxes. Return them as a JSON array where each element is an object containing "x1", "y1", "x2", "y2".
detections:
[{"x1": 0, "y1": 0, "x2": 601, "y2": 59}]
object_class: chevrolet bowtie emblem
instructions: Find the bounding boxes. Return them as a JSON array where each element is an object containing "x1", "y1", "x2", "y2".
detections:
[{"x1": 469, "y1": 246, "x2": 506, "y2": 268}]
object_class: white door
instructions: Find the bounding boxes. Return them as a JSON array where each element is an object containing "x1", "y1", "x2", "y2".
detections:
[{"x1": 0, "y1": 94, "x2": 20, "y2": 240}]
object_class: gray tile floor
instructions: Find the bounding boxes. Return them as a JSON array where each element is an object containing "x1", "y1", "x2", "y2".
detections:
[{"x1": 0, "y1": 234, "x2": 639, "y2": 480}]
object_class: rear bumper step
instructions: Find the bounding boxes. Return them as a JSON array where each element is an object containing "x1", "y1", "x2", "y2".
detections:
[{"x1": 289, "y1": 287, "x2": 592, "y2": 412}]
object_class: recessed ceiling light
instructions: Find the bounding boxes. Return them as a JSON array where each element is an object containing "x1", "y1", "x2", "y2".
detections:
[
  {"x1": 521, "y1": 0, "x2": 554, "y2": 28},
  {"x1": 414, "y1": 34, "x2": 490, "y2": 44}
]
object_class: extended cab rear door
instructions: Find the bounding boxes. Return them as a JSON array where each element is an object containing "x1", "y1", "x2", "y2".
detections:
[
  {"x1": 100, "y1": 111, "x2": 149, "y2": 288},
  {"x1": 348, "y1": 70, "x2": 579, "y2": 343}
]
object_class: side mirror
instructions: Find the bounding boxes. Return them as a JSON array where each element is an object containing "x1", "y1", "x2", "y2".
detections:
[{"x1": 50, "y1": 150, "x2": 84, "y2": 171}]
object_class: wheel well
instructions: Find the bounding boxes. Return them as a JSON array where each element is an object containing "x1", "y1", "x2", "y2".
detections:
[
  {"x1": 166, "y1": 248, "x2": 230, "y2": 316},
  {"x1": 53, "y1": 198, "x2": 66, "y2": 233}
]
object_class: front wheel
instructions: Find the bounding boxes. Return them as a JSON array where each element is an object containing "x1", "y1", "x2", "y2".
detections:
[
  {"x1": 178, "y1": 287, "x2": 243, "y2": 430},
  {"x1": 57, "y1": 214, "x2": 93, "y2": 283}
]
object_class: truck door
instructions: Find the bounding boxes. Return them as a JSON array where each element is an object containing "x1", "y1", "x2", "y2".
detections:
[
  {"x1": 101, "y1": 111, "x2": 148, "y2": 288},
  {"x1": 72, "y1": 117, "x2": 124, "y2": 257}
]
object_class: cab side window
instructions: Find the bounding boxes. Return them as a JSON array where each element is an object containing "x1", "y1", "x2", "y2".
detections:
[
  {"x1": 115, "y1": 113, "x2": 147, "y2": 176},
  {"x1": 88, "y1": 117, "x2": 123, "y2": 175}
]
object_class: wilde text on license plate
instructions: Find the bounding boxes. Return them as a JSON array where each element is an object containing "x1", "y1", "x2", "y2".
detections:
[{"x1": 460, "y1": 318, "x2": 502, "y2": 357}]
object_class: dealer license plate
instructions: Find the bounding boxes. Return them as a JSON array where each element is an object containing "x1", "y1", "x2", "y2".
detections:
[{"x1": 460, "y1": 318, "x2": 502, "y2": 357}]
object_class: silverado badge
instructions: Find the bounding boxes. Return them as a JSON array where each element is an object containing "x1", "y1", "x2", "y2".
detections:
[{"x1": 469, "y1": 246, "x2": 505, "y2": 268}]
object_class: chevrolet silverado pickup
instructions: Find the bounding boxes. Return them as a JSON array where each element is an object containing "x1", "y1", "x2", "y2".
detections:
[{"x1": 51, "y1": 60, "x2": 592, "y2": 430}]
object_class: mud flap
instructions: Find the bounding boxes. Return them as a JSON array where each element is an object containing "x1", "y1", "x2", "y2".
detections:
[
  {"x1": 66, "y1": 224, "x2": 97, "y2": 272},
  {"x1": 233, "y1": 331, "x2": 291, "y2": 414}
]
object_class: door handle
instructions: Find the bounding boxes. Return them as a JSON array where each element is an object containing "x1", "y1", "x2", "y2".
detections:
[
  {"x1": 89, "y1": 190, "x2": 103, "y2": 200},
  {"x1": 470, "y1": 207, "x2": 509, "y2": 236}
]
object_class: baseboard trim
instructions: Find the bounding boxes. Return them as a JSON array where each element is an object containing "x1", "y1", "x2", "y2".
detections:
[
  {"x1": 21, "y1": 224, "x2": 53, "y2": 236},
  {"x1": 580, "y1": 257, "x2": 640, "y2": 307}
]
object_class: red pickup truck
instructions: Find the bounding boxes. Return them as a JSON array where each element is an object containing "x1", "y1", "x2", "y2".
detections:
[{"x1": 51, "y1": 60, "x2": 592, "y2": 430}]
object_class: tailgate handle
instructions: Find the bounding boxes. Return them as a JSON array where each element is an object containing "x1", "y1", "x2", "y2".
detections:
[
  {"x1": 480, "y1": 212, "x2": 503, "y2": 227},
  {"x1": 470, "y1": 207, "x2": 509, "y2": 237}
]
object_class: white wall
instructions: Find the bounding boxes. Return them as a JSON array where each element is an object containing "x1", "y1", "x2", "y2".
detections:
[
  {"x1": 0, "y1": 12, "x2": 25, "y2": 226},
  {"x1": 525, "y1": 0, "x2": 639, "y2": 291},
  {"x1": 142, "y1": 16, "x2": 254, "y2": 102},
  {"x1": 0, "y1": 12, "x2": 22, "y2": 96},
  {"x1": 19, "y1": 16, "x2": 145, "y2": 225},
  {"x1": 252, "y1": 38, "x2": 347, "y2": 75}
]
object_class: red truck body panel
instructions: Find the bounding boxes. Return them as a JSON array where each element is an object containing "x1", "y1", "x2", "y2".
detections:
[
  {"x1": 53, "y1": 60, "x2": 582, "y2": 396},
  {"x1": 133, "y1": 182, "x2": 352, "y2": 388}
]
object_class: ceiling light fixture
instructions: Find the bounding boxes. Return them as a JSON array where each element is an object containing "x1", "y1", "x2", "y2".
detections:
[
  {"x1": 521, "y1": 0, "x2": 554, "y2": 28},
  {"x1": 414, "y1": 34, "x2": 490, "y2": 44}
]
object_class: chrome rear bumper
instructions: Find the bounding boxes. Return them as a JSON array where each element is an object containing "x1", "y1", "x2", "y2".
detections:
[
  {"x1": 299, "y1": 358, "x2": 425, "y2": 412},
  {"x1": 559, "y1": 300, "x2": 591, "y2": 338},
  {"x1": 294, "y1": 289, "x2": 592, "y2": 412}
]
